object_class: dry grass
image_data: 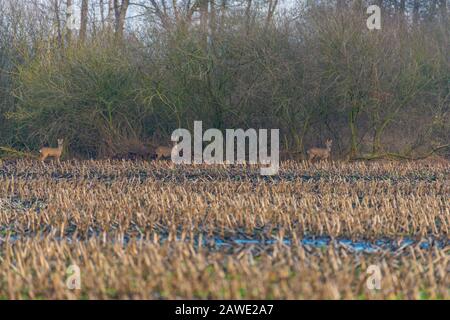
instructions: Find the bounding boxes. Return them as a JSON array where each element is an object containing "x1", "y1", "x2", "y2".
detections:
[{"x1": 0, "y1": 160, "x2": 448, "y2": 299}]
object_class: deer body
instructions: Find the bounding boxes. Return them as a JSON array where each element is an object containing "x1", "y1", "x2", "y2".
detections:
[
  {"x1": 307, "y1": 139, "x2": 332, "y2": 162},
  {"x1": 40, "y1": 139, "x2": 64, "y2": 162},
  {"x1": 155, "y1": 146, "x2": 172, "y2": 160}
]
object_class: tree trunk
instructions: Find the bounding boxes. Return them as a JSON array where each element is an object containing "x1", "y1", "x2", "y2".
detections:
[
  {"x1": 108, "y1": 0, "x2": 114, "y2": 27},
  {"x1": 413, "y1": 0, "x2": 420, "y2": 25},
  {"x1": 199, "y1": 0, "x2": 209, "y2": 48},
  {"x1": 439, "y1": 0, "x2": 448, "y2": 24},
  {"x1": 245, "y1": 0, "x2": 252, "y2": 32},
  {"x1": 114, "y1": 0, "x2": 129, "y2": 39},
  {"x1": 399, "y1": 0, "x2": 406, "y2": 14},
  {"x1": 99, "y1": 0, "x2": 105, "y2": 28},
  {"x1": 377, "y1": 0, "x2": 383, "y2": 9},
  {"x1": 429, "y1": 0, "x2": 439, "y2": 21},
  {"x1": 265, "y1": 0, "x2": 278, "y2": 28},
  {"x1": 397, "y1": 0, "x2": 406, "y2": 28},
  {"x1": 349, "y1": 104, "x2": 360, "y2": 159},
  {"x1": 79, "y1": 0, "x2": 89, "y2": 43},
  {"x1": 209, "y1": 0, "x2": 216, "y2": 36},
  {"x1": 66, "y1": 0, "x2": 73, "y2": 45},
  {"x1": 53, "y1": 0, "x2": 63, "y2": 47},
  {"x1": 173, "y1": 0, "x2": 179, "y2": 23}
]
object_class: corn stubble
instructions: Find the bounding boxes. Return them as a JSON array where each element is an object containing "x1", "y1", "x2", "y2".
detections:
[{"x1": 0, "y1": 160, "x2": 448, "y2": 299}]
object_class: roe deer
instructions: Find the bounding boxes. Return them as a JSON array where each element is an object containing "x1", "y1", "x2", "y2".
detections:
[
  {"x1": 307, "y1": 139, "x2": 332, "y2": 162},
  {"x1": 155, "y1": 145, "x2": 172, "y2": 160},
  {"x1": 40, "y1": 139, "x2": 64, "y2": 162}
]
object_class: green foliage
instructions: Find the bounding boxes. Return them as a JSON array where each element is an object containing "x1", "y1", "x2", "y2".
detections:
[
  {"x1": 9, "y1": 44, "x2": 152, "y2": 157},
  {"x1": 2, "y1": 6, "x2": 449, "y2": 159}
]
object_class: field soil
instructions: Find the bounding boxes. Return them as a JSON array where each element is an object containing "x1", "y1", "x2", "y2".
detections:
[{"x1": 0, "y1": 160, "x2": 448, "y2": 299}]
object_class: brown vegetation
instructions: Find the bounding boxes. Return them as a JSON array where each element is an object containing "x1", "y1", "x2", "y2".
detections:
[
  {"x1": 0, "y1": 1, "x2": 448, "y2": 160},
  {"x1": 0, "y1": 160, "x2": 448, "y2": 299}
]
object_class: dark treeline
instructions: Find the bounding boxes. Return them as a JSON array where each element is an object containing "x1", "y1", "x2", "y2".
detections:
[{"x1": 0, "y1": 0, "x2": 449, "y2": 159}]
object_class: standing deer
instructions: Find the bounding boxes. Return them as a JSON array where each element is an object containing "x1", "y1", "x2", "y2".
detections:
[
  {"x1": 155, "y1": 146, "x2": 171, "y2": 160},
  {"x1": 154, "y1": 143, "x2": 180, "y2": 160},
  {"x1": 307, "y1": 139, "x2": 332, "y2": 162},
  {"x1": 40, "y1": 139, "x2": 64, "y2": 163}
]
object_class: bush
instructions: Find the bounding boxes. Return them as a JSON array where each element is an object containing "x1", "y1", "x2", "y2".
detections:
[
  {"x1": 10, "y1": 43, "x2": 154, "y2": 157},
  {"x1": 5, "y1": 5, "x2": 449, "y2": 159}
]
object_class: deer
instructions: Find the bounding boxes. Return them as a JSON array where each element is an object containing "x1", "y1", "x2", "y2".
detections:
[
  {"x1": 154, "y1": 141, "x2": 182, "y2": 160},
  {"x1": 307, "y1": 139, "x2": 332, "y2": 162},
  {"x1": 155, "y1": 145, "x2": 173, "y2": 160},
  {"x1": 155, "y1": 146, "x2": 171, "y2": 160},
  {"x1": 40, "y1": 139, "x2": 64, "y2": 163}
]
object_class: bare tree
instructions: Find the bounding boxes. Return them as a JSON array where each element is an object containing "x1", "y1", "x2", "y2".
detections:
[
  {"x1": 336, "y1": 0, "x2": 346, "y2": 11},
  {"x1": 114, "y1": 0, "x2": 130, "y2": 38},
  {"x1": 80, "y1": 0, "x2": 89, "y2": 42},
  {"x1": 413, "y1": 0, "x2": 420, "y2": 24},
  {"x1": 66, "y1": 0, "x2": 73, "y2": 44},
  {"x1": 108, "y1": 0, "x2": 114, "y2": 27},
  {"x1": 266, "y1": 0, "x2": 278, "y2": 27},
  {"x1": 99, "y1": 0, "x2": 105, "y2": 27},
  {"x1": 52, "y1": 0, "x2": 63, "y2": 47},
  {"x1": 399, "y1": 0, "x2": 406, "y2": 14},
  {"x1": 438, "y1": 0, "x2": 448, "y2": 24}
]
